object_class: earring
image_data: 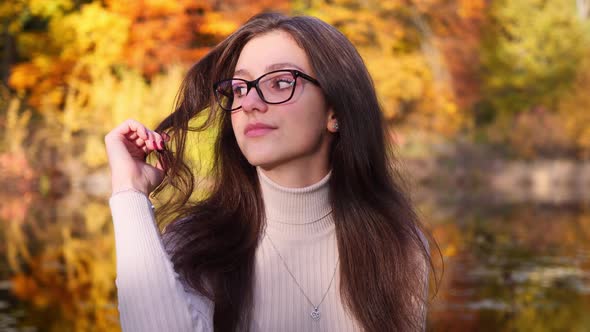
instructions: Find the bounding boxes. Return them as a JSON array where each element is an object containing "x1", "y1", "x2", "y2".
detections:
[{"x1": 332, "y1": 122, "x2": 339, "y2": 131}]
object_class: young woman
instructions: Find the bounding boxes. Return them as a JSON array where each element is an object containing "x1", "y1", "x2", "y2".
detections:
[{"x1": 105, "y1": 12, "x2": 434, "y2": 332}]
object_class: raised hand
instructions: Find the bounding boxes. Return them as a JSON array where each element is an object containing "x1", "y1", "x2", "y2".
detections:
[{"x1": 104, "y1": 119, "x2": 170, "y2": 196}]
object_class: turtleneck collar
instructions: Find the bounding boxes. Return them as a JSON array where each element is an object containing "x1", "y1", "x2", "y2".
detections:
[{"x1": 257, "y1": 167, "x2": 335, "y2": 236}]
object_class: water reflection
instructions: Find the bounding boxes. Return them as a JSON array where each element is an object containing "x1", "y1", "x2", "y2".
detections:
[
  {"x1": 1, "y1": 188, "x2": 589, "y2": 331},
  {"x1": 0, "y1": 190, "x2": 120, "y2": 332},
  {"x1": 428, "y1": 205, "x2": 590, "y2": 332}
]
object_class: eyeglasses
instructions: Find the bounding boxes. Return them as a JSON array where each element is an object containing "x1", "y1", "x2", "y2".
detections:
[{"x1": 213, "y1": 69, "x2": 320, "y2": 112}]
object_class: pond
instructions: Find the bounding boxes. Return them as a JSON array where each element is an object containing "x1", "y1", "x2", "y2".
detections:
[
  {"x1": 425, "y1": 203, "x2": 590, "y2": 331},
  {"x1": 1, "y1": 188, "x2": 589, "y2": 331}
]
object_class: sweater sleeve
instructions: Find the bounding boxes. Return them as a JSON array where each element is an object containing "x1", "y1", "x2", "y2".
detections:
[{"x1": 109, "y1": 191, "x2": 214, "y2": 332}]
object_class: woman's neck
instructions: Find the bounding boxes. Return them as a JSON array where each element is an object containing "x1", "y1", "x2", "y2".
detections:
[
  {"x1": 257, "y1": 160, "x2": 331, "y2": 188},
  {"x1": 257, "y1": 167, "x2": 334, "y2": 235}
]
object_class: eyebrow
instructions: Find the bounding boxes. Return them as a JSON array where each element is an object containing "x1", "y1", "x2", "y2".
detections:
[{"x1": 233, "y1": 62, "x2": 306, "y2": 77}]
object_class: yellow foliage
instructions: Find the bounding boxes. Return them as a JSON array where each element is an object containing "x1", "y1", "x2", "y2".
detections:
[
  {"x1": 458, "y1": 0, "x2": 486, "y2": 19},
  {"x1": 299, "y1": 0, "x2": 463, "y2": 135},
  {"x1": 49, "y1": 2, "x2": 130, "y2": 70},
  {"x1": 363, "y1": 49, "x2": 431, "y2": 119},
  {"x1": 16, "y1": 32, "x2": 55, "y2": 59},
  {"x1": 202, "y1": 12, "x2": 240, "y2": 36},
  {"x1": 83, "y1": 135, "x2": 109, "y2": 169},
  {"x1": 143, "y1": 0, "x2": 184, "y2": 14},
  {"x1": 57, "y1": 64, "x2": 187, "y2": 167},
  {"x1": 0, "y1": 1, "x2": 26, "y2": 34},
  {"x1": 442, "y1": 244, "x2": 457, "y2": 257},
  {"x1": 8, "y1": 63, "x2": 42, "y2": 91},
  {"x1": 7, "y1": 198, "x2": 119, "y2": 329},
  {"x1": 2, "y1": 98, "x2": 31, "y2": 154},
  {"x1": 10, "y1": 274, "x2": 38, "y2": 300},
  {"x1": 305, "y1": 1, "x2": 407, "y2": 48},
  {"x1": 558, "y1": 54, "x2": 590, "y2": 157},
  {"x1": 0, "y1": 1, "x2": 23, "y2": 16},
  {"x1": 8, "y1": 1, "x2": 131, "y2": 109},
  {"x1": 29, "y1": 0, "x2": 73, "y2": 17},
  {"x1": 94, "y1": 66, "x2": 185, "y2": 129}
]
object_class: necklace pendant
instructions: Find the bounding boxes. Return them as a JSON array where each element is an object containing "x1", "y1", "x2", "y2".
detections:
[{"x1": 311, "y1": 307, "x2": 321, "y2": 321}]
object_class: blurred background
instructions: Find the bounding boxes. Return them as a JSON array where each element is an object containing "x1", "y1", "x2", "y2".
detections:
[{"x1": 1, "y1": 0, "x2": 589, "y2": 331}]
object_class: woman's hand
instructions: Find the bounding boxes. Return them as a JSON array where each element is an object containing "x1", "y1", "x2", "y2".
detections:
[{"x1": 104, "y1": 119, "x2": 170, "y2": 196}]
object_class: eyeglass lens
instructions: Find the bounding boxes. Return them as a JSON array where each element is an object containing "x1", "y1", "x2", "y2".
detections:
[{"x1": 215, "y1": 71, "x2": 297, "y2": 111}]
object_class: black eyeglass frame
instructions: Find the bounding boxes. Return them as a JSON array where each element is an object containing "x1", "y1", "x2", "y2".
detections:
[{"x1": 213, "y1": 69, "x2": 321, "y2": 112}]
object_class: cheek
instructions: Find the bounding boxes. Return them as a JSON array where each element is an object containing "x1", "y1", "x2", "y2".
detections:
[
  {"x1": 280, "y1": 106, "x2": 327, "y2": 148},
  {"x1": 287, "y1": 112, "x2": 322, "y2": 136},
  {"x1": 230, "y1": 113, "x2": 251, "y2": 156},
  {"x1": 230, "y1": 113, "x2": 245, "y2": 140},
  {"x1": 291, "y1": 97, "x2": 328, "y2": 133}
]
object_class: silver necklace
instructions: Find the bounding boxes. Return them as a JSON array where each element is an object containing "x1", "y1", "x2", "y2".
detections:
[{"x1": 265, "y1": 232, "x2": 339, "y2": 321}]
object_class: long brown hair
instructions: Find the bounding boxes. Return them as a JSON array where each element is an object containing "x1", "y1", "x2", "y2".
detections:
[{"x1": 153, "y1": 12, "x2": 436, "y2": 332}]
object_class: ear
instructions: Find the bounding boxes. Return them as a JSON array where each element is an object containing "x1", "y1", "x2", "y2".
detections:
[{"x1": 326, "y1": 108, "x2": 339, "y2": 133}]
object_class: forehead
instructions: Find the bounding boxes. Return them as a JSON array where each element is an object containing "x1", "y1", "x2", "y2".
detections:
[{"x1": 234, "y1": 30, "x2": 314, "y2": 78}]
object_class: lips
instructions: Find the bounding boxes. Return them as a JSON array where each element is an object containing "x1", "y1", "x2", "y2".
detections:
[{"x1": 244, "y1": 122, "x2": 277, "y2": 137}]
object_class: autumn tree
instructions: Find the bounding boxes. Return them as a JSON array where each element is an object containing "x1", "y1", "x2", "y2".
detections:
[
  {"x1": 416, "y1": 0, "x2": 488, "y2": 110},
  {"x1": 557, "y1": 49, "x2": 590, "y2": 157},
  {"x1": 7, "y1": 0, "x2": 130, "y2": 108},
  {"x1": 5, "y1": 0, "x2": 290, "y2": 110},
  {"x1": 294, "y1": 0, "x2": 470, "y2": 135},
  {"x1": 479, "y1": 0, "x2": 590, "y2": 116}
]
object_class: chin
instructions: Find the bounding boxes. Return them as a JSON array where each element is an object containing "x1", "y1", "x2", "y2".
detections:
[
  {"x1": 244, "y1": 153, "x2": 284, "y2": 169},
  {"x1": 246, "y1": 157, "x2": 278, "y2": 168}
]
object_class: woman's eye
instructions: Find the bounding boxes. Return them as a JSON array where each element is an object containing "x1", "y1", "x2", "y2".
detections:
[
  {"x1": 232, "y1": 85, "x2": 247, "y2": 97},
  {"x1": 272, "y1": 78, "x2": 294, "y2": 90}
]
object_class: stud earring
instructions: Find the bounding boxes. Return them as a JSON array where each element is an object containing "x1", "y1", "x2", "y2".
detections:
[{"x1": 332, "y1": 122, "x2": 339, "y2": 131}]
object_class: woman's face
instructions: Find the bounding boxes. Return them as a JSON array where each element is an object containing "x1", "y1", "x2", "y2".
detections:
[{"x1": 229, "y1": 30, "x2": 336, "y2": 171}]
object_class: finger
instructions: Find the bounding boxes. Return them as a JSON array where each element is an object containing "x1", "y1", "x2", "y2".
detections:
[
  {"x1": 150, "y1": 135, "x2": 160, "y2": 150},
  {"x1": 136, "y1": 123, "x2": 148, "y2": 140},
  {"x1": 126, "y1": 132, "x2": 138, "y2": 140},
  {"x1": 144, "y1": 139, "x2": 154, "y2": 151},
  {"x1": 150, "y1": 140, "x2": 159, "y2": 150},
  {"x1": 154, "y1": 133, "x2": 165, "y2": 150},
  {"x1": 116, "y1": 119, "x2": 149, "y2": 140},
  {"x1": 134, "y1": 137, "x2": 146, "y2": 147},
  {"x1": 145, "y1": 131, "x2": 153, "y2": 150}
]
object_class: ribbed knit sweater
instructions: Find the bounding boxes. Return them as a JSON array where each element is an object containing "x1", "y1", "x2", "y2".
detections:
[{"x1": 109, "y1": 168, "x2": 367, "y2": 331}]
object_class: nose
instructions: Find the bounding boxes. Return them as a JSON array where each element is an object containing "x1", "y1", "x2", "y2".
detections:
[{"x1": 241, "y1": 86, "x2": 268, "y2": 113}]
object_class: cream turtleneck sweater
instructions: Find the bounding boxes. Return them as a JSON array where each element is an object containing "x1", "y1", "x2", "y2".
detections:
[{"x1": 109, "y1": 168, "x2": 364, "y2": 331}]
